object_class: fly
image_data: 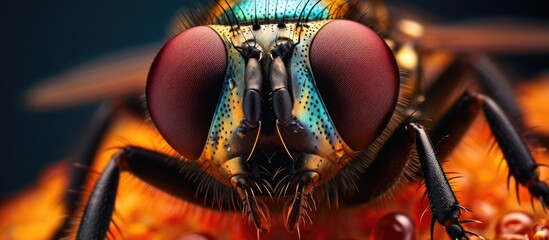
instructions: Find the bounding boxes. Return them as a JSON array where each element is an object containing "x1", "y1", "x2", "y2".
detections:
[{"x1": 7, "y1": 0, "x2": 549, "y2": 239}]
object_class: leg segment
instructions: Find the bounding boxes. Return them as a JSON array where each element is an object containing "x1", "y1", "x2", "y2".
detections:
[
  {"x1": 77, "y1": 157, "x2": 119, "y2": 239},
  {"x1": 421, "y1": 54, "x2": 526, "y2": 132},
  {"x1": 475, "y1": 93, "x2": 549, "y2": 204},
  {"x1": 470, "y1": 54, "x2": 525, "y2": 128},
  {"x1": 76, "y1": 146, "x2": 234, "y2": 240},
  {"x1": 431, "y1": 92, "x2": 549, "y2": 206},
  {"x1": 66, "y1": 103, "x2": 114, "y2": 212},
  {"x1": 51, "y1": 103, "x2": 114, "y2": 239},
  {"x1": 407, "y1": 123, "x2": 473, "y2": 240}
]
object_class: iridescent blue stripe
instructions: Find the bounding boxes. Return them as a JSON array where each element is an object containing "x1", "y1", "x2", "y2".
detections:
[{"x1": 222, "y1": 0, "x2": 330, "y2": 24}]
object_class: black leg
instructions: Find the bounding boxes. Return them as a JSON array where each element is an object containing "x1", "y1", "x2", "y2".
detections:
[
  {"x1": 407, "y1": 122, "x2": 474, "y2": 240},
  {"x1": 51, "y1": 102, "x2": 114, "y2": 240},
  {"x1": 76, "y1": 146, "x2": 235, "y2": 240},
  {"x1": 77, "y1": 157, "x2": 119, "y2": 240},
  {"x1": 470, "y1": 54, "x2": 525, "y2": 129},
  {"x1": 420, "y1": 59, "x2": 474, "y2": 125},
  {"x1": 343, "y1": 117, "x2": 475, "y2": 239},
  {"x1": 431, "y1": 92, "x2": 549, "y2": 206},
  {"x1": 421, "y1": 54, "x2": 526, "y2": 141},
  {"x1": 474, "y1": 93, "x2": 549, "y2": 205},
  {"x1": 66, "y1": 103, "x2": 114, "y2": 212}
]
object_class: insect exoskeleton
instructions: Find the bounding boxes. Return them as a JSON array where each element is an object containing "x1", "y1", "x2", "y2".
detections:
[
  {"x1": 146, "y1": 3, "x2": 401, "y2": 231},
  {"x1": 14, "y1": 0, "x2": 548, "y2": 239}
]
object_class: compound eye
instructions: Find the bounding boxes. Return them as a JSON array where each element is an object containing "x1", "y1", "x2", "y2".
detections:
[
  {"x1": 147, "y1": 26, "x2": 226, "y2": 159},
  {"x1": 310, "y1": 20, "x2": 399, "y2": 150}
]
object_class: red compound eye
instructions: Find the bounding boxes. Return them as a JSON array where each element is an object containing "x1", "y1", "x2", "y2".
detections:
[
  {"x1": 147, "y1": 26, "x2": 226, "y2": 159},
  {"x1": 310, "y1": 20, "x2": 399, "y2": 150}
]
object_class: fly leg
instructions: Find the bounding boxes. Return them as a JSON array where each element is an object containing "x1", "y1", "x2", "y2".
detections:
[
  {"x1": 407, "y1": 122, "x2": 475, "y2": 240},
  {"x1": 77, "y1": 154, "x2": 119, "y2": 240},
  {"x1": 76, "y1": 146, "x2": 235, "y2": 240},
  {"x1": 432, "y1": 92, "x2": 549, "y2": 207},
  {"x1": 470, "y1": 54, "x2": 525, "y2": 128},
  {"x1": 51, "y1": 102, "x2": 114, "y2": 239},
  {"x1": 420, "y1": 55, "x2": 526, "y2": 134}
]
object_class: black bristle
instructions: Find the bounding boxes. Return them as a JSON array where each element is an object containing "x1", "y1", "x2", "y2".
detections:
[
  {"x1": 282, "y1": 0, "x2": 289, "y2": 26},
  {"x1": 292, "y1": 0, "x2": 305, "y2": 19},
  {"x1": 225, "y1": 0, "x2": 241, "y2": 29},
  {"x1": 172, "y1": 0, "x2": 374, "y2": 35},
  {"x1": 254, "y1": 0, "x2": 259, "y2": 27},
  {"x1": 295, "y1": 0, "x2": 312, "y2": 43},
  {"x1": 236, "y1": 4, "x2": 249, "y2": 23},
  {"x1": 274, "y1": 0, "x2": 279, "y2": 23},
  {"x1": 215, "y1": 0, "x2": 235, "y2": 33},
  {"x1": 304, "y1": 0, "x2": 323, "y2": 23},
  {"x1": 264, "y1": 0, "x2": 269, "y2": 24}
]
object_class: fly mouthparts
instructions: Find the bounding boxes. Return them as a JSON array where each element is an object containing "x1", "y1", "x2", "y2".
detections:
[
  {"x1": 232, "y1": 175, "x2": 272, "y2": 232},
  {"x1": 283, "y1": 171, "x2": 319, "y2": 232}
]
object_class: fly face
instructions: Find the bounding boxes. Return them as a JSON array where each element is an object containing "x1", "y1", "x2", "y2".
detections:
[
  {"x1": 146, "y1": 0, "x2": 399, "y2": 232},
  {"x1": 5, "y1": 0, "x2": 549, "y2": 239}
]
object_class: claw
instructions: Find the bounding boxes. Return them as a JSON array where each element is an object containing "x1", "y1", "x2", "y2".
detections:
[
  {"x1": 445, "y1": 223, "x2": 469, "y2": 240},
  {"x1": 458, "y1": 205, "x2": 472, "y2": 212},
  {"x1": 458, "y1": 219, "x2": 482, "y2": 224},
  {"x1": 464, "y1": 230, "x2": 485, "y2": 240}
]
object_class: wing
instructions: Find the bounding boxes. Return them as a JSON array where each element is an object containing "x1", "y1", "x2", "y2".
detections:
[
  {"x1": 387, "y1": 5, "x2": 549, "y2": 53},
  {"x1": 420, "y1": 19, "x2": 549, "y2": 53},
  {"x1": 24, "y1": 44, "x2": 160, "y2": 111}
]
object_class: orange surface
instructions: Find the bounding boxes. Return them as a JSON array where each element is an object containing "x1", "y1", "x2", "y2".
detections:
[{"x1": 1, "y1": 77, "x2": 549, "y2": 239}]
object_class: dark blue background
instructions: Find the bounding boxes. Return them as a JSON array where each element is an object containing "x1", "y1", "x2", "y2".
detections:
[{"x1": 0, "y1": 0, "x2": 547, "y2": 198}]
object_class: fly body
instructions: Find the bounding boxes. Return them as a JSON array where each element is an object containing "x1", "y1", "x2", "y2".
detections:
[{"x1": 2, "y1": 0, "x2": 549, "y2": 239}]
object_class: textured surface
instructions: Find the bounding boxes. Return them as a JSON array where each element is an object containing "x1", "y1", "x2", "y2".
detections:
[
  {"x1": 147, "y1": 26, "x2": 226, "y2": 160},
  {"x1": 310, "y1": 20, "x2": 399, "y2": 150}
]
